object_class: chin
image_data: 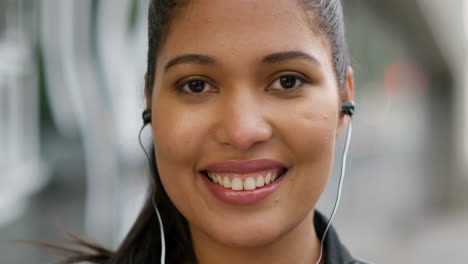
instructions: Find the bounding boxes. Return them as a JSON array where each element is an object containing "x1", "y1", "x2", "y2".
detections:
[
  {"x1": 218, "y1": 231, "x2": 279, "y2": 249},
  {"x1": 203, "y1": 217, "x2": 289, "y2": 249}
]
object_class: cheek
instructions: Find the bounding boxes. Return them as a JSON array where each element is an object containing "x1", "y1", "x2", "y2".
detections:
[
  {"x1": 151, "y1": 101, "x2": 205, "y2": 167},
  {"x1": 150, "y1": 99, "x2": 217, "y2": 216},
  {"x1": 273, "y1": 98, "x2": 338, "y2": 163},
  {"x1": 150, "y1": 102, "x2": 202, "y2": 198},
  {"x1": 273, "y1": 100, "x2": 338, "y2": 202},
  {"x1": 299, "y1": 108, "x2": 337, "y2": 175},
  {"x1": 297, "y1": 117, "x2": 336, "y2": 162}
]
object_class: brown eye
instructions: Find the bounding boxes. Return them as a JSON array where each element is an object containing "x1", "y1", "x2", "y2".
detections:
[
  {"x1": 188, "y1": 80, "x2": 206, "y2": 93},
  {"x1": 279, "y1": 76, "x2": 297, "y2": 89},
  {"x1": 180, "y1": 79, "x2": 215, "y2": 94},
  {"x1": 270, "y1": 75, "x2": 304, "y2": 90}
]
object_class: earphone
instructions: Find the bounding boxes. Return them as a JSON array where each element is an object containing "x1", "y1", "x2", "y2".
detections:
[
  {"x1": 142, "y1": 110, "x2": 151, "y2": 125},
  {"x1": 316, "y1": 100, "x2": 354, "y2": 264},
  {"x1": 138, "y1": 110, "x2": 166, "y2": 264},
  {"x1": 138, "y1": 100, "x2": 355, "y2": 264}
]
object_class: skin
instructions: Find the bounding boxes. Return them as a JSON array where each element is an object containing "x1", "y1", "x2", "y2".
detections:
[{"x1": 146, "y1": 0, "x2": 355, "y2": 263}]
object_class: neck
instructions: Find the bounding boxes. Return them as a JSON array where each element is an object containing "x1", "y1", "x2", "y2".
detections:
[{"x1": 190, "y1": 211, "x2": 321, "y2": 264}]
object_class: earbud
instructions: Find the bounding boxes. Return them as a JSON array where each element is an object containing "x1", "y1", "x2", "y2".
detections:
[
  {"x1": 341, "y1": 100, "x2": 355, "y2": 117},
  {"x1": 316, "y1": 101, "x2": 354, "y2": 264},
  {"x1": 139, "y1": 108, "x2": 166, "y2": 264},
  {"x1": 142, "y1": 109, "x2": 152, "y2": 125}
]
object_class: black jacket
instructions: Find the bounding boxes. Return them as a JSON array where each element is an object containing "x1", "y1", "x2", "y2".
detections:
[{"x1": 314, "y1": 211, "x2": 369, "y2": 264}]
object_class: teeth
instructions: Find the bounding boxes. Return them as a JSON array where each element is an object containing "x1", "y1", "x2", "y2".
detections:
[
  {"x1": 208, "y1": 172, "x2": 217, "y2": 184},
  {"x1": 244, "y1": 177, "x2": 256, "y2": 190},
  {"x1": 256, "y1": 176, "x2": 265, "y2": 187},
  {"x1": 231, "y1": 178, "x2": 243, "y2": 191},
  {"x1": 271, "y1": 171, "x2": 278, "y2": 182},
  {"x1": 223, "y1": 177, "x2": 231, "y2": 188},
  {"x1": 208, "y1": 169, "x2": 285, "y2": 190},
  {"x1": 265, "y1": 172, "x2": 271, "y2": 185}
]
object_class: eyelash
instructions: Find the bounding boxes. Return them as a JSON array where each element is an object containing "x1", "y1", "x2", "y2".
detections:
[
  {"x1": 174, "y1": 73, "x2": 309, "y2": 95},
  {"x1": 268, "y1": 74, "x2": 309, "y2": 91},
  {"x1": 175, "y1": 77, "x2": 217, "y2": 95}
]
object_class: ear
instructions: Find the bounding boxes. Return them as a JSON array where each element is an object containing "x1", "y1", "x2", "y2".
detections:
[
  {"x1": 336, "y1": 66, "x2": 355, "y2": 135},
  {"x1": 144, "y1": 74, "x2": 152, "y2": 111}
]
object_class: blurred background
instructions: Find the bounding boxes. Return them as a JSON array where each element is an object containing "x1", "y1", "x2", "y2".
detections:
[{"x1": 0, "y1": 0, "x2": 467, "y2": 263}]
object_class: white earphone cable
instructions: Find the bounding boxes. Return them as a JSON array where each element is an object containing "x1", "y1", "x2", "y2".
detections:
[
  {"x1": 139, "y1": 124, "x2": 166, "y2": 264},
  {"x1": 152, "y1": 196, "x2": 166, "y2": 264},
  {"x1": 315, "y1": 119, "x2": 353, "y2": 264}
]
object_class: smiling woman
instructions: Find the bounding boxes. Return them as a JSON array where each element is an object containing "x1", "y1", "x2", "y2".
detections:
[{"x1": 50, "y1": 0, "x2": 363, "y2": 263}]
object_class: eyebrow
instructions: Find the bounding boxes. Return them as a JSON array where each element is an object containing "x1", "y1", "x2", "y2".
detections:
[
  {"x1": 164, "y1": 50, "x2": 320, "y2": 72},
  {"x1": 164, "y1": 54, "x2": 218, "y2": 72},
  {"x1": 262, "y1": 51, "x2": 321, "y2": 66}
]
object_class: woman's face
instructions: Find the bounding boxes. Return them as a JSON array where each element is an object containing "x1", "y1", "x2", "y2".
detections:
[{"x1": 148, "y1": 0, "x2": 352, "y2": 248}]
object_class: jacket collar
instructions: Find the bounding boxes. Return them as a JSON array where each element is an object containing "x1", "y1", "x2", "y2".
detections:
[{"x1": 314, "y1": 211, "x2": 360, "y2": 264}]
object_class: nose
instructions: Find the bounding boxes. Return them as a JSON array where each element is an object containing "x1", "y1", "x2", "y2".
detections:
[{"x1": 215, "y1": 92, "x2": 273, "y2": 151}]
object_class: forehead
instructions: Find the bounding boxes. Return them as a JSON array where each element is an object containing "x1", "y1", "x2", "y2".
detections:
[{"x1": 157, "y1": 0, "x2": 331, "y2": 70}]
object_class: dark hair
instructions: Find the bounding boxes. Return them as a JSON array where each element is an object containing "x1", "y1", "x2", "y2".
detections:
[{"x1": 54, "y1": 0, "x2": 349, "y2": 263}]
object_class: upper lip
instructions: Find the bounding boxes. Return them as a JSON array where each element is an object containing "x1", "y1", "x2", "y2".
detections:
[{"x1": 201, "y1": 158, "x2": 287, "y2": 174}]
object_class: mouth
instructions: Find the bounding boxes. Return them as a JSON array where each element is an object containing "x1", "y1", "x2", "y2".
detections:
[
  {"x1": 199, "y1": 159, "x2": 289, "y2": 205},
  {"x1": 200, "y1": 168, "x2": 288, "y2": 191}
]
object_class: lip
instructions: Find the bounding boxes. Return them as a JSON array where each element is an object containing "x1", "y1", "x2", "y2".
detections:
[
  {"x1": 200, "y1": 159, "x2": 288, "y2": 205},
  {"x1": 201, "y1": 169, "x2": 287, "y2": 205},
  {"x1": 201, "y1": 158, "x2": 288, "y2": 174}
]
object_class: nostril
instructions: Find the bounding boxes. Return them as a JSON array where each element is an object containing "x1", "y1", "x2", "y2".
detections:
[{"x1": 221, "y1": 124, "x2": 273, "y2": 151}]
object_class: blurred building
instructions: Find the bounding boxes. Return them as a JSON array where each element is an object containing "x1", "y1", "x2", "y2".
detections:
[{"x1": 0, "y1": 0, "x2": 49, "y2": 231}]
